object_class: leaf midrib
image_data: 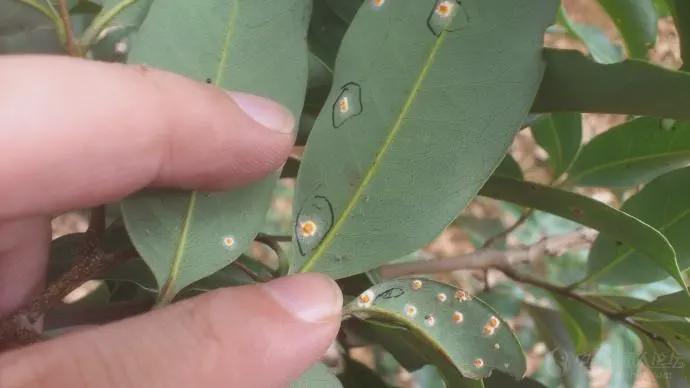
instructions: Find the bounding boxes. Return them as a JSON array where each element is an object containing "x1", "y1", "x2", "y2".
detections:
[
  {"x1": 157, "y1": 1, "x2": 239, "y2": 304},
  {"x1": 300, "y1": 28, "x2": 449, "y2": 272},
  {"x1": 569, "y1": 149, "x2": 690, "y2": 184}
]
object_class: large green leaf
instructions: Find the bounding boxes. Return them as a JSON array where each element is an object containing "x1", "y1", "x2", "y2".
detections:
[
  {"x1": 532, "y1": 49, "x2": 690, "y2": 120},
  {"x1": 557, "y1": 6, "x2": 624, "y2": 64},
  {"x1": 587, "y1": 167, "x2": 690, "y2": 285},
  {"x1": 344, "y1": 279, "x2": 527, "y2": 381},
  {"x1": 292, "y1": 0, "x2": 557, "y2": 278},
  {"x1": 568, "y1": 118, "x2": 690, "y2": 187},
  {"x1": 530, "y1": 113, "x2": 582, "y2": 178},
  {"x1": 479, "y1": 176, "x2": 685, "y2": 290},
  {"x1": 121, "y1": 0, "x2": 310, "y2": 304},
  {"x1": 0, "y1": 0, "x2": 64, "y2": 54},
  {"x1": 597, "y1": 0, "x2": 657, "y2": 59},
  {"x1": 292, "y1": 363, "x2": 342, "y2": 388}
]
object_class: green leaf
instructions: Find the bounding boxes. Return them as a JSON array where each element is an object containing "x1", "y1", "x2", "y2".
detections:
[
  {"x1": 525, "y1": 304, "x2": 592, "y2": 388},
  {"x1": 494, "y1": 154, "x2": 524, "y2": 181},
  {"x1": 479, "y1": 176, "x2": 685, "y2": 290},
  {"x1": 0, "y1": 0, "x2": 64, "y2": 54},
  {"x1": 640, "y1": 289, "x2": 690, "y2": 317},
  {"x1": 591, "y1": 326, "x2": 640, "y2": 388},
  {"x1": 532, "y1": 49, "x2": 690, "y2": 120},
  {"x1": 596, "y1": 0, "x2": 657, "y2": 59},
  {"x1": 82, "y1": 0, "x2": 153, "y2": 62},
  {"x1": 558, "y1": 6, "x2": 624, "y2": 64},
  {"x1": 121, "y1": 0, "x2": 310, "y2": 304},
  {"x1": 176, "y1": 256, "x2": 274, "y2": 298},
  {"x1": 568, "y1": 117, "x2": 690, "y2": 187},
  {"x1": 587, "y1": 167, "x2": 690, "y2": 285},
  {"x1": 345, "y1": 278, "x2": 526, "y2": 380},
  {"x1": 530, "y1": 113, "x2": 582, "y2": 177},
  {"x1": 292, "y1": 0, "x2": 558, "y2": 278},
  {"x1": 552, "y1": 294, "x2": 603, "y2": 354},
  {"x1": 292, "y1": 363, "x2": 342, "y2": 388},
  {"x1": 485, "y1": 372, "x2": 546, "y2": 388}
]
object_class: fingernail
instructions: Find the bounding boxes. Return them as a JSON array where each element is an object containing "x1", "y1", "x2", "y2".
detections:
[
  {"x1": 229, "y1": 92, "x2": 294, "y2": 134},
  {"x1": 262, "y1": 273, "x2": 343, "y2": 323}
]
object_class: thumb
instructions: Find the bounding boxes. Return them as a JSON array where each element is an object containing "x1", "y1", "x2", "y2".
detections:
[{"x1": 0, "y1": 274, "x2": 342, "y2": 388}]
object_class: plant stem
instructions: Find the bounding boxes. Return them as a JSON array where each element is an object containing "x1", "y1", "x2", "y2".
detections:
[
  {"x1": 481, "y1": 209, "x2": 534, "y2": 249},
  {"x1": 57, "y1": 0, "x2": 80, "y2": 56}
]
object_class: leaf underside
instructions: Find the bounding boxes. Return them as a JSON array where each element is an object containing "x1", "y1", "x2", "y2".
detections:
[{"x1": 121, "y1": 0, "x2": 310, "y2": 301}]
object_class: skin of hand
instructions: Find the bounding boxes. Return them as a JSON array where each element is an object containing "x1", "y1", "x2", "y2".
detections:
[{"x1": 0, "y1": 55, "x2": 342, "y2": 388}]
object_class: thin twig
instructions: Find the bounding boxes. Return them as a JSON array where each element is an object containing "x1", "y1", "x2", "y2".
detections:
[
  {"x1": 379, "y1": 229, "x2": 595, "y2": 279},
  {"x1": 255, "y1": 233, "x2": 290, "y2": 276},
  {"x1": 481, "y1": 209, "x2": 534, "y2": 249},
  {"x1": 0, "y1": 249, "x2": 136, "y2": 349},
  {"x1": 499, "y1": 266, "x2": 662, "y2": 342},
  {"x1": 57, "y1": 0, "x2": 80, "y2": 56},
  {"x1": 231, "y1": 260, "x2": 272, "y2": 283}
]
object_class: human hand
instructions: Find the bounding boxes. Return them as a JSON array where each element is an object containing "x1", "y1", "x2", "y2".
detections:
[{"x1": 0, "y1": 56, "x2": 342, "y2": 388}]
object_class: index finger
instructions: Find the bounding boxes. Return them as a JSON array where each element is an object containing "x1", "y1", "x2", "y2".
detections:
[{"x1": 0, "y1": 55, "x2": 295, "y2": 220}]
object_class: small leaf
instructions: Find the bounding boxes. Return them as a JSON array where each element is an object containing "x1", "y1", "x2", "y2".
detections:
[
  {"x1": 345, "y1": 278, "x2": 526, "y2": 380},
  {"x1": 121, "y1": 0, "x2": 310, "y2": 303},
  {"x1": 530, "y1": 113, "x2": 582, "y2": 177},
  {"x1": 640, "y1": 289, "x2": 690, "y2": 317},
  {"x1": 525, "y1": 304, "x2": 593, "y2": 388},
  {"x1": 532, "y1": 49, "x2": 690, "y2": 120},
  {"x1": 293, "y1": 0, "x2": 558, "y2": 279},
  {"x1": 557, "y1": 6, "x2": 624, "y2": 64},
  {"x1": 596, "y1": 0, "x2": 657, "y2": 59},
  {"x1": 292, "y1": 363, "x2": 342, "y2": 388},
  {"x1": 480, "y1": 176, "x2": 686, "y2": 290},
  {"x1": 587, "y1": 167, "x2": 690, "y2": 285},
  {"x1": 552, "y1": 294, "x2": 603, "y2": 354},
  {"x1": 568, "y1": 118, "x2": 690, "y2": 187},
  {"x1": 84, "y1": 0, "x2": 154, "y2": 62}
]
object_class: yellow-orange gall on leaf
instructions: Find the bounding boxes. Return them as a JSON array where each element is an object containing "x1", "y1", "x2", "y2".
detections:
[
  {"x1": 411, "y1": 279, "x2": 423, "y2": 290},
  {"x1": 454, "y1": 289, "x2": 471, "y2": 302},
  {"x1": 404, "y1": 304, "x2": 417, "y2": 318},
  {"x1": 357, "y1": 290, "x2": 375, "y2": 308},
  {"x1": 424, "y1": 314, "x2": 436, "y2": 327},
  {"x1": 372, "y1": 0, "x2": 385, "y2": 7},
  {"x1": 488, "y1": 316, "x2": 500, "y2": 328},
  {"x1": 435, "y1": 1, "x2": 454, "y2": 17},
  {"x1": 299, "y1": 220, "x2": 318, "y2": 238},
  {"x1": 483, "y1": 325, "x2": 496, "y2": 336},
  {"x1": 338, "y1": 96, "x2": 350, "y2": 113},
  {"x1": 222, "y1": 236, "x2": 235, "y2": 249},
  {"x1": 473, "y1": 358, "x2": 484, "y2": 368},
  {"x1": 436, "y1": 292, "x2": 447, "y2": 302},
  {"x1": 452, "y1": 311, "x2": 464, "y2": 324},
  {"x1": 494, "y1": 343, "x2": 501, "y2": 350}
]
